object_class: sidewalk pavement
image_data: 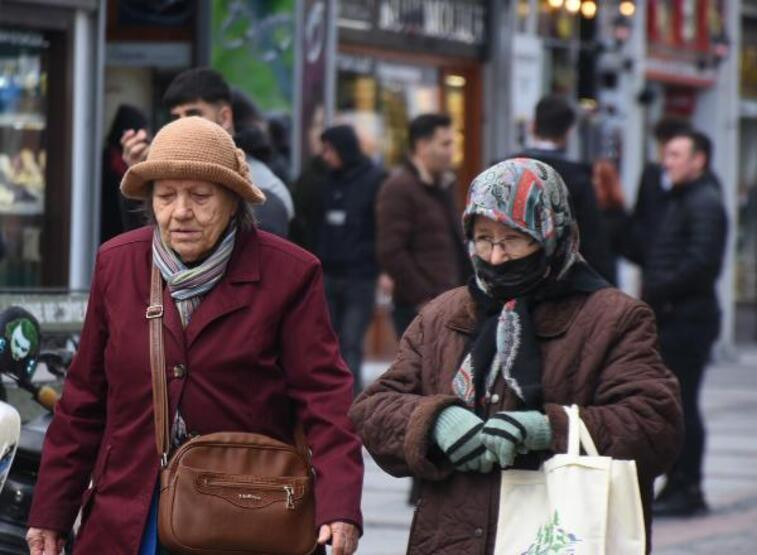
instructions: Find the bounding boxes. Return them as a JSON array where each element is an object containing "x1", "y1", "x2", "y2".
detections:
[{"x1": 355, "y1": 347, "x2": 757, "y2": 554}]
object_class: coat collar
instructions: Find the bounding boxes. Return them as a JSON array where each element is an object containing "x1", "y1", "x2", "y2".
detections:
[
  {"x1": 224, "y1": 227, "x2": 261, "y2": 284},
  {"x1": 160, "y1": 227, "x2": 261, "y2": 350},
  {"x1": 445, "y1": 290, "x2": 587, "y2": 338}
]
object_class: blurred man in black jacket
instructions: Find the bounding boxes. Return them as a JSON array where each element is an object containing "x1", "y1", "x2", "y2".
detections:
[
  {"x1": 595, "y1": 125, "x2": 727, "y2": 517},
  {"x1": 646, "y1": 131, "x2": 726, "y2": 516},
  {"x1": 515, "y1": 96, "x2": 615, "y2": 282},
  {"x1": 316, "y1": 125, "x2": 385, "y2": 393},
  {"x1": 596, "y1": 117, "x2": 693, "y2": 268}
]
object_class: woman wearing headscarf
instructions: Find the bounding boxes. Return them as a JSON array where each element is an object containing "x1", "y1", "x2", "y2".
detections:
[
  {"x1": 350, "y1": 158, "x2": 683, "y2": 554},
  {"x1": 26, "y1": 117, "x2": 363, "y2": 555}
]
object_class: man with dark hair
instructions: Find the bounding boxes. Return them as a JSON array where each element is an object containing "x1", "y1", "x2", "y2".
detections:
[
  {"x1": 161, "y1": 67, "x2": 233, "y2": 113},
  {"x1": 316, "y1": 125, "x2": 385, "y2": 393},
  {"x1": 595, "y1": 116, "x2": 693, "y2": 270},
  {"x1": 516, "y1": 95, "x2": 615, "y2": 282},
  {"x1": 533, "y1": 95, "x2": 576, "y2": 140},
  {"x1": 647, "y1": 129, "x2": 727, "y2": 517},
  {"x1": 376, "y1": 113, "x2": 470, "y2": 338},
  {"x1": 408, "y1": 113, "x2": 452, "y2": 151},
  {"x1": 604, "y1": 128, "x2": 726, "y2": 517},
  {"x1": 120, "y1": 67, "x2": 293, "y2": 237}
]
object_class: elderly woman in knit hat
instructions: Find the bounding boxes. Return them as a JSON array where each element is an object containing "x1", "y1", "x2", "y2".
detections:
[
  {"x1": 350, "y1": 158, "x2": 683, "y2": 554},
  {"x1": 27, "y1": 117, "x2": 363, "y2": 555}
]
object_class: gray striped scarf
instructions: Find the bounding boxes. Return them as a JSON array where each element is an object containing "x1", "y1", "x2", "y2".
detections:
[{"x1": 151, "y1": 224, "x2": 237, "y2": 328}]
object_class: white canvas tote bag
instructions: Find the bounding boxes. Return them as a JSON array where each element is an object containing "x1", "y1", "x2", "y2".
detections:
[{"x1": 493, "y1": 405, "x2": 645, "y2": 555}]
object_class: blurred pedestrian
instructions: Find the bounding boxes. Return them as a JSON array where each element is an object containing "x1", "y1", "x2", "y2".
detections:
[
  {"x1": 643, "y1": 130, "x2": 726, "y2": 517},
  {"x1": 101, "y1": 104, "x2": 148, "y2": 242},
  {"x1": 231, "y1": 88, "x2": 292, "y2": 236},
  {"x1": 268, "y1": 114, "x2": 293, "y2": 184},
  {"x1": 595, "y1": 126, "x2": 727, "y2": 516},
  {"x1": 290, "y1": 154, "x2": 329, "y2": 252},
  {"x1": 595, "y1": 116, "x2": 692, "y2": 268},
  {"x1": 121, "y1": 68, "x2": 293, "y2": 237},
  {"x1": 515, "y1": 95, "x2": 615, "y2": 283},
  {"x1": 230, "y1": 88, "x2": 291, "y2": 187},
  {"x1": 316, "y1": 125, "x2": 386, "y2": 393},
  {"x1": 376, "y1": 113, "x2": 471, "y2": 338},
  {"x1": 596, "y1": 127, "x2": 726, "y2": 516},
  {"x1": 350, "y1": 158, "x2": 682, "y2": 554}
]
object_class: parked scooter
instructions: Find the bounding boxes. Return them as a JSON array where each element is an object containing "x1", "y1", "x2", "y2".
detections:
[{"x1": 0, "y1": 306, "x2": 70, "y2": 554}]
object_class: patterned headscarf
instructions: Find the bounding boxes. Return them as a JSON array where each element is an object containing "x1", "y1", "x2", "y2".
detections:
[
  {"x1": 462, "y1": 157, "x2": 582, "y2": 281},
  {"x1": 452, "y1": 158, "x2": 597, "y2": 409}
]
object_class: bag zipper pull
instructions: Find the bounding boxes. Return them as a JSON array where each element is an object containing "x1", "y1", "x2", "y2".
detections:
[{"x1": 284, "y1": 485, "x2": 295, "y2": 509}]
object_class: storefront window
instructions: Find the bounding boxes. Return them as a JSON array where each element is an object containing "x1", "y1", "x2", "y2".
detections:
[
  {"x1": 0, "y1": 29, "x2": 48, "y2": 287},
  {"x1": 741, "y1": 19, "x2": 757, "y2": 99},
  {"x1": 444, "y1": 74, "x2": 466, "y2": 169},
  {"x1": 337, "y1": 54, "x2": 440, "y2": 167}
]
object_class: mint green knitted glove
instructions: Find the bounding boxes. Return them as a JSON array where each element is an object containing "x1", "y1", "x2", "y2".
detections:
[
  {"x1": 481, "y1": 411, "x2": 552, "y2": 468},
  {"x1": 432, "y1": 406, "x2": 497, "y2": 473}
]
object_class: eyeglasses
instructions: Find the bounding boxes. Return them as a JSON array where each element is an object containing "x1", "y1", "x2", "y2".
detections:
[{"x1": 473, "y1": 235, "x2": 535, "y2": 257}]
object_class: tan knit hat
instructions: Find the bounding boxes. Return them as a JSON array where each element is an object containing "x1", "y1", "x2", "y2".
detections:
[{"x1": 120, "y1": 116, "x2": 265, "y2": 204}]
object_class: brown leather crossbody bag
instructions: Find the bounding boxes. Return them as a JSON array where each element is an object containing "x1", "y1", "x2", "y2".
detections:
[{"x1": 147, "y1": 264, "x2": 317, "y2": 554}]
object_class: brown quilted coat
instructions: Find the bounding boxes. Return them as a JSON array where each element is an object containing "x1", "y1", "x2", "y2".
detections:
[{"x1": 350, "y1": 286, "x2": 683, "y2": 554}]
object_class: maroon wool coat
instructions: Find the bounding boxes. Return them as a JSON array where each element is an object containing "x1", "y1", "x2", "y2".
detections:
[{"x1": 28, "y1": 226, "x2": 364, "y2": 553}]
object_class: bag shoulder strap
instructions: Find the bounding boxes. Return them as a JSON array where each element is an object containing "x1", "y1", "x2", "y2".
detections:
[
  {"x1": 148, "y1": 263, "x2": 170, "y2": 466},
  {"x1": 148, "y1": 263, "x2": 310, "y2": 464}
]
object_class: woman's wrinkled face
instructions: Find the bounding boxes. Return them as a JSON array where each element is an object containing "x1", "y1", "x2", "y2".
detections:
[
  {"x1": 153, "y1": 179, "x2": 238, "y2": 263},
  {"x1": 472, "y1": 216, "x2": 540, "y2": 265}
]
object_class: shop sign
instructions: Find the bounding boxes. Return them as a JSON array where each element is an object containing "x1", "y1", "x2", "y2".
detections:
[
  {"x1": 378, "y1": 0, "x2": 486, "y2": 45},
  {"x1": 339, "y1": 0, "x2": 488, "y2": 56}
]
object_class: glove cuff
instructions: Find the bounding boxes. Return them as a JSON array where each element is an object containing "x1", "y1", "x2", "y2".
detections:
[
  {"x1": 432, "y1": 406, "x2": 481, "y2": 450},
  {"x1": 525, "y1": 412, "x2": 552, "y2": 451}
]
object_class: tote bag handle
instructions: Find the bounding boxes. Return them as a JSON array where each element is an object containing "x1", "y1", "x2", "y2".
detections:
[{"x1": 564, "y1": 404, "x2": 600, "y2": 457}]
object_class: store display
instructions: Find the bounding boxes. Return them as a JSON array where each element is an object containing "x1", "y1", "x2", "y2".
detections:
[
  {"x1": 337, "y1": 55, "x2": 441, "y2": 167},
  {"x1": 0, "y1": 29, "x2": 47, "y2": 217},
  {"x1": 0, "y1": 28, "x2": 49, "y2": 287}
]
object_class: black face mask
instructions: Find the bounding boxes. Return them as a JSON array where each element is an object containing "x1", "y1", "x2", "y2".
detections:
[{"x1": 473, "y1": 250, "x2": 548, "y2": 300}]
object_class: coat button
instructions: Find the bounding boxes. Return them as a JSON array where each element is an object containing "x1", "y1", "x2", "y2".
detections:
[
  {"x1": 490, "y1": 394, "x2": 500, "y2": 404},
  {"x1": 173, "y1": 364, "x2": 187, "y2": 378},
  {"x1": 473, "y1": 528, "x2": 483, "y2": 538}
]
